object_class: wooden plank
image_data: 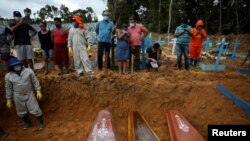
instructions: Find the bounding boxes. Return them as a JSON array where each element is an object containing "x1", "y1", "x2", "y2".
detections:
[
  {"x1": 216, "y1": 83, "x2": 250, "y2": 116},
  {"x1": 197, "y1": 62, "x2": 225, "y2": 71},
  {"x1": 235, "y1": 67, "x2": 250, "y2": 74},
  {"x1": 128, "y1": 111, "x2": 160, "y2": 141},
  {"x1": 166, "y1": 110, "x2": 204, "y2": 141},
  {"x1": 86, "y1": 110, "x2": 117, "y2": 141}
]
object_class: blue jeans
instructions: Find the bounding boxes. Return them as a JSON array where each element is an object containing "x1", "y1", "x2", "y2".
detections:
[
  {"x1": 98, "y1": 42, "x2": 111, "y2": 70},
  {"x1": 42, "y1": 49, "x2": 53, "y2": 58},
  {"x1": 176, "y1": 43, "x2": 189, "y2": 70}
]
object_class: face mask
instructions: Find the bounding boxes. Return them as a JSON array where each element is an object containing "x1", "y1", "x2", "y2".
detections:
[
  {"x1": 103, "y1": 16, "x2": 109, "y2": 21},
  {"x1": 13, "y1": 65, "x2": 22, "y2": 72},
  {"x1": 197, "y1": 26, "x2": 202, "y2": 31},
  {"x1": 14, "y1": 17, "x2": 21, "y2": 21},
  {"x1": 129, "y1": 23, "x2": 135, "y2": 27},
  {"x1": 72, "y1": 21, "x2": 78, "y2": 28},
  {"x1": 39, "y1": 25, "x2": 46, "y2": 31},
  {"x1": 55, "y1": 24, "x2": 61, "y2": 28}
]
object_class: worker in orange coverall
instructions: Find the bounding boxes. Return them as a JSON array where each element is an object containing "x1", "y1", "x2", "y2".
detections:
[{"x1": 189, "y1": 20, "x2": 206, "y2": 66}]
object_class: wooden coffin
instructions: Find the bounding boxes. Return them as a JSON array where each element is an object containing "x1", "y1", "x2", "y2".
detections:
[
  {"x1": 87, "y1": 110, "x2": 117, "y2": 141},
  {"x1": 166, "y1": 110, "x2": 204, "y2": 141},
  {"x1": 128, "y1": 111, "x2": 160, "y2": 141}
]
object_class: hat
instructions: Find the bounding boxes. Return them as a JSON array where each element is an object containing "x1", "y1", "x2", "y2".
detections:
[
  {"x1": 13, "y1": 11, "x2": 22, "y2": 17},
  {"x1": 8, "y1": 57, "x2": 22, "y2": 68},
  {"x1": 72, "y1": 15, "x2": 86, "y2": 29}
]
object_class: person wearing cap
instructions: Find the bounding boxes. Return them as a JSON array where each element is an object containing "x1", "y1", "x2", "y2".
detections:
[
  {"x1": 95, "y1": 10, "x2": 116, "y2": 71},
  {"x1": 189, "y1": 19, "x2": 207, "y2": 66},
  {"x1": 128, "y1": 16, "x2": 148, "y2": 71},
  {"x1": 5, "y1": 57, "x2": 44, "y2": 130},
  {"x1": 51, "y1": 17, "x2": 70, "y2": 76},
  {"x1": 174, "y1": 18, "x2": 192, "y2": 71},
  {"x1": 38, "y1": 21, "x2": 54, "y2": 75},
  {"x1": 115, "y1": 24, "x2": 130, "y2": 75},
  {"x1": 145, "y1": 42, "x2": 162, "y2": 71},
  {"x1": 10, "y1": 11, "x2": 37, "y2": 70},
  {"x1": 68, "y1": 16, "x2": 95, "y2": 77}
]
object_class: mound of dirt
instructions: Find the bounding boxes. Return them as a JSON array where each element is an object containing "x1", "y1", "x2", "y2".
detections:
[{"x1": 0, "y1": 60, "x2": 249, "y2": 141}]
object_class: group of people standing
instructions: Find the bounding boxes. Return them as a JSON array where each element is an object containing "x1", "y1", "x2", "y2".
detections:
[
  {"x1": 96, "y1": 10, "x2": 152, "y2": 74},
  {"x1": 0, "y1": 11, "x2": 97, "y2": 136},
  {"x1": 0, "y1": 9, "x2": 208, "y2": 137},
  {"x1": 174, "y1": 18, "x2": 207, "y2": 71}
]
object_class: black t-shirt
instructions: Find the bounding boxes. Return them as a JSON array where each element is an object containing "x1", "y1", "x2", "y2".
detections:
[
  {"x1": 38, "y1": 30, "x2": 53, "y2": 50},
  {"x1": 146, "y1": 47, "x2": 162, "y2": 60},
  {"x1": 14, "y1": 23, "x2": 36, "y2": 45}
]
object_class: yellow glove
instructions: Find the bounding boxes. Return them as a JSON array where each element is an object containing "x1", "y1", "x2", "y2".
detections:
[
  {"x1": 68, "y1": 47, "x2": 73, "y2": 54},
  {"x1": 37, "y1": 90, "x2": 42, "y2": 100},
  {"x1": 87, "y1": 45, "x2": 91, "y2": 52},
  {"x1": 6, "y1": 100, "x2": 12, "y2": 108}
]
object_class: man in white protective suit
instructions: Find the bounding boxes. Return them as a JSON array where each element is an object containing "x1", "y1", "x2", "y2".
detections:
[
  {"x1": 68, "y1": 15, "x2": 95, "y2": 77},
  {"x1": 5, "y1": 57, "x2": 45, "y2": 130}
]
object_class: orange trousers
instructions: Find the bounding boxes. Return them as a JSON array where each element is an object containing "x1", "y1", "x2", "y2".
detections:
[{"x1": 189, "y1": 45, "x2": 202, "y2": 60}]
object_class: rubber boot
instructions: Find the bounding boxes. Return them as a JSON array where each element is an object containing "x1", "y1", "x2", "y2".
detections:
[
  {"x1": 37, "y1": 116, "x2": 44, "y2": 130},
  {"x1": 194, "y1": 60, "x2": 198, "y2": 66},
  {"x1": 22, "y1": 115, "x2": 31, "y2": 129},
  {"x1": 190, "y1": 59, "x2": 194, "y2": 66}
]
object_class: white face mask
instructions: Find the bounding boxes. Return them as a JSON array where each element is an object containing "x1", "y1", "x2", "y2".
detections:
[
  {"x1": 13, "y1": 65, "x2": 22, "y2": 72},
  {"x1": 14, "y1": 17, "x2": 21, "y2": 21},
  {"x1": 129, "y1": 23, "x2": 135, "y2": 27}
]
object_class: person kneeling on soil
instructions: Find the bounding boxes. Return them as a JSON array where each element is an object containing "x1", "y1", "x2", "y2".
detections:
[
  {"x1": 5, "y1": 57, "x2": 45, "y2": 130},
  {"x1": 146, "y1": 42, "x2": 162, "y2": 71}
]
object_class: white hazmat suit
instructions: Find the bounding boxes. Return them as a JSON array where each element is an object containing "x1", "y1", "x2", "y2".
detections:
[
  {"x1": 5, "y1": 68, "x2": 42, "y2": 118},
  {"x1": 68, "y1": 27, "x2": 94, "y2": 75}
]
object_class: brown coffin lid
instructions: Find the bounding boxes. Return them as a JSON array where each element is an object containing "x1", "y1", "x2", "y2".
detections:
[
  {"x1": 128, "y1": 111, "x2": 160, "y2": 141},
  {"x1": 166, "y1": 110, "x2": 204, "y2": 141},
  {"x1": 86, "y1": 110, "x2": 117, "y2": 141}
]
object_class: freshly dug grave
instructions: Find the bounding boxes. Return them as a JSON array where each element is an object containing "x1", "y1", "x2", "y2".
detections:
[{"x1": 0, "y1": 61, "x2": 249, "y2": 141}]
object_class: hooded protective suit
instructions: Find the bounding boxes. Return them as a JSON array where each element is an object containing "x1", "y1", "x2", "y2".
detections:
[
  {"x1": 68, "y1": 16, "x2": 93, "y2": 75},
  {"x1": 5, "y1": 58, "x2": 42, "y2": 118},
  {"x1": 189, "y1": 20, "x2": 207, "y2": 60}
]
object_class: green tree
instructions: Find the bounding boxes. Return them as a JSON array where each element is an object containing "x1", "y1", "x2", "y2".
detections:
[{"x1": 59, "y1": 4, "x2": 70, "y2": 22}]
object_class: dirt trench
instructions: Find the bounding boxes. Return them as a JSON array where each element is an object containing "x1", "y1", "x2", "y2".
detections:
[{"x1": 0, "y1": 63, "x2": 250, "y2": 141}]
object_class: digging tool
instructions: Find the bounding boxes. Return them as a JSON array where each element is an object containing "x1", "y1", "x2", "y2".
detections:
[
  {"x1": 165, "y1": 57, "x2": 170, "y2": 77},
  {"x1": 105, "y1": 51, "x2": 108, "y2": 72},
  {"x1": 242, "y1": 50, "x2": 250, "y2": 66},
  {"x1": 131, "y1": 53, "x2": 134, "y2": 74}
]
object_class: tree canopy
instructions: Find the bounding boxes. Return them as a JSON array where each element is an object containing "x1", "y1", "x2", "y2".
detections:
[
  {"x1": 107, "y1": 0, "x2": 250, "y2": 34},
  {"x1": 13, "y1": 5, "x2": 98, "y2": 23}
]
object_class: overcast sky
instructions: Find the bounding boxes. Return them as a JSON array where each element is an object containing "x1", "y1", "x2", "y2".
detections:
[{"x1": 0, "y1": 0, "x2": 107, "y2": 20}]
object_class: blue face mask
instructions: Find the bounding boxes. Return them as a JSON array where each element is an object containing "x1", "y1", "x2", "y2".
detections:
[
  {"x1": 72, "y1": 21, "x2": 78, "y2": 28},
  {"x1": 103, "y1": 16, "x2": 109, "y2": 21}
]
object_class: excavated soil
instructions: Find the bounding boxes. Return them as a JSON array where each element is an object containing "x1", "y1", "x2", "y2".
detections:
[
  {"x1": 0, "y1": 34, "x2": 250, "y2": 141},
  {"x1": 0, "y1": 59, "x2": 250, "y2": 141}
]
